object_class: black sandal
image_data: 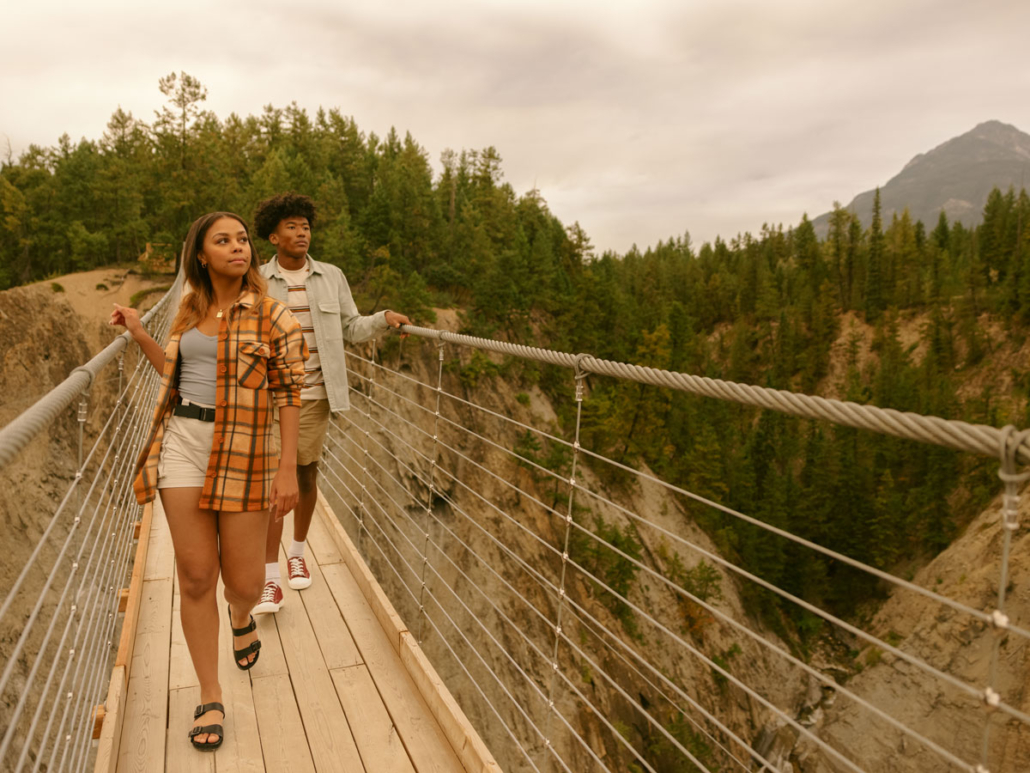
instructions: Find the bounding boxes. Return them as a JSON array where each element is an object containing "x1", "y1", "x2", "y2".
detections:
[
  {"x1": 188, "y1": 702, "x2": 225, "y2": 750},
  {"x1": 229, "y1": 604, "x2": 261, "y2": 670}
]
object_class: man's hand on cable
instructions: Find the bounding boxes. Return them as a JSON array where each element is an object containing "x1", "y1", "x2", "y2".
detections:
[{"x1": 385, "y1": 310, "x2": 412, "y2": 339}]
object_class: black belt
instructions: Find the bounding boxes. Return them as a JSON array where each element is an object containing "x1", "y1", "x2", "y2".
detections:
[{"x1": 173, "y1": 402, "x2": 216, "y2": 422}]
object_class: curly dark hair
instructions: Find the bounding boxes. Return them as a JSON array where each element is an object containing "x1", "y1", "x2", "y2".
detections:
[{"x1": 253, "y1": 192, "x2": 318, "y2": 240}]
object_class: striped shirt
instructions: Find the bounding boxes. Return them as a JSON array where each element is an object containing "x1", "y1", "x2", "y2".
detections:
[
  {"x1": 277, "y1": 260, "x2": 328, "y2": 401},
  {"x1": 133, "y1": 292, "x2": 308, "y2": 512}
]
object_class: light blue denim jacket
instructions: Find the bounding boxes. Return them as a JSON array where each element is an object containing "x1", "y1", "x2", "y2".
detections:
[{"x1": 260, "y1": 255, "x2": 389, "y2": 413}]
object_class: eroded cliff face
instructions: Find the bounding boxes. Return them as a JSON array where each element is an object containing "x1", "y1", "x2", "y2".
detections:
[{"x1": 789, "y1": 489, "x2": 1030, "y2": 773}]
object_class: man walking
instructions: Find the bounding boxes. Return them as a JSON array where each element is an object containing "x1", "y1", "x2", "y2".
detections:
[{"x1": 253, "y1": 192, "x2": 411, "y2": 612}]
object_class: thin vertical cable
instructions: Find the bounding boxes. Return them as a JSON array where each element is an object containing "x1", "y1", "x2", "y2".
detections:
[
  {"x1": 977, "y1": 426, "x2": 1030, "y2": 773},
  {"x1": 418, "y1": 340, "x2": 446, "y2": 643},
  {"x1": 540, "y1": 357, "x2": 587, "y2": 768}
]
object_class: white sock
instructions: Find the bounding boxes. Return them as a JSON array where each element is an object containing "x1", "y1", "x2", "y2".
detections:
[
  {"x1": 288, "y1": 540, "x2": 306, "y2": 559},
  {"x1": 265, "y1": 562, "x2": 281, "y2": 583}
]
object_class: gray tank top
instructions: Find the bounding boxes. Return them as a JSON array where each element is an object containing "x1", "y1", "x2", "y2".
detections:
[{"x1": 178, "y1": 327, "x2": 218, "y2": 406}]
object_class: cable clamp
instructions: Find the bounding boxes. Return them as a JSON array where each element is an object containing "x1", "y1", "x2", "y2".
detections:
[
  {"x1": 983, "y1": 687, "x2": 1001, "y2": 710},
  {"x1": 569, "y1": 477, "x2": 576, "y2": 487},
  {"x1": 562, "y1": 551, "x2": 569, "y2": 562},
  {"x1": 975, "y1": 765, "x2": 990, "y2": 773},
  {"x1": 558, "y1": 588, "x2": 565, "y2": 598},
  {"x1": 552, "y1": 661, "x2": 559, "y2": 671},
  {"x1": 555, "y1": 625, "x2": 562, "y2": 636},
  {"x1": 989, "y1": 609, "x2": 1010, "y2": 631}
]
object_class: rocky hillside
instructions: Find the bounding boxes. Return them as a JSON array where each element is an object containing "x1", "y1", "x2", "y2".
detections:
[{"x1": 813, "y1": 120, "x2": 1030, "y2": 235}]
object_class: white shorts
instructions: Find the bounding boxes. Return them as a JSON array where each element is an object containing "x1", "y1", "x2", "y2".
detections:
[{"x1": 157, "y1": 408, "x2": 216, "y2": 489}]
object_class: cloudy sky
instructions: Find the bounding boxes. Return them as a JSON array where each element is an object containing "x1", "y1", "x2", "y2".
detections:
[{"x1": 3, "y1": 0, "x2": 1028, "y2": 253}]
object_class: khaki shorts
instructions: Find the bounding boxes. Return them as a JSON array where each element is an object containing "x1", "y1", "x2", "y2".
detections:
[
  {"x1": 275, "y1": 399, "x2": 331, "y2": 466},
  {"x1": 157, "y1": 411, "x2": 215, "y2": 489}
]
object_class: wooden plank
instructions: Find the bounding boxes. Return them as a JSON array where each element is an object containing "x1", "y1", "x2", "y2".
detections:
[
  {"x1": 330, "y1": 665, "x2": 417, "y2": 773},
  {"x1": 144, "y1": 499, "x2": 175, "y2": 581},
  {"x1": 166, "y1": 687, "x2": 215, "y2": 772},
  {"x1": 399, "y1": 634, "x2": 501, "y2": 773},
  {"x1": 116, "y1": 575, "x2": 173, "y2": 773},
  {"x1": 274, "y1": 563, "x2": 366, "y2": 773},
  {"x1": 320, "y1": 563, "x2": 463, "y2": 773},
  {"x1": 305, "y1": 511, "x2": 344, "y2": 565},
  {"x1": 315, "y1": 496, "x2": 408, "y2": 653},
  {"x1": 278, "y1": 520, "x2": 362, "y2": 671},
  {"x1": 94, "y1": 665, "x2": 126, "y2": 773},
  {"x1": 168, "y1": 587, "x2": 199, "y2": 690},
  {"x1": 114, "y1": 502, "x2": 154, "y2": 670},
  {"x1": 317, "y1": 494, "x2": 500, "y2": 773},
  {"x1": 214, "y1": 579, "x2": 264, "y2": 773},
  {"x1": 251, "y1": 674, "x2": 316, "y2": 773}
]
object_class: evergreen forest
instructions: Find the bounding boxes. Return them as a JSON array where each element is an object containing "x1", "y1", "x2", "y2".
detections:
[{"x1": 3, "y1": 73, "x2": 1030, "y2": 640}]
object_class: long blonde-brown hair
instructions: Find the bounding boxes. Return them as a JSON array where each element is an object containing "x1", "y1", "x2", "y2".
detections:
[{"x1": 171, "y1": 212, "x2": 267, "y2": 333}]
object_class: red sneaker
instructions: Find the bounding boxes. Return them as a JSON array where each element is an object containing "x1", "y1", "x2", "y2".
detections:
[
  {"x1": 253, "y1": 581, "x2": 283, "y2": 614},
  {"x1": 287, "y1": 556, "x2": 312, "y2": 590}
]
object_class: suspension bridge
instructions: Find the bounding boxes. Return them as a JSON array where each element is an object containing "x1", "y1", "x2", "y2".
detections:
[{"x1": 0, "y1": 277, "x2": 1027, "y2": 773}]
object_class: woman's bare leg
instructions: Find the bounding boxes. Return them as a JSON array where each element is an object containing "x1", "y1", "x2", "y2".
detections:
[
  {"x1": 160, "y1": 487, "x2": 222, "y2": 745},
  {"x1": 219, "y1": 508, "x2": 270, "y2": 665}
]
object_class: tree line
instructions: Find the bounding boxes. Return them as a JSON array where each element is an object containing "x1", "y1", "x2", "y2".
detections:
[{"x1": 3, "y1": 73, "x2": 1029, "y2": 634}]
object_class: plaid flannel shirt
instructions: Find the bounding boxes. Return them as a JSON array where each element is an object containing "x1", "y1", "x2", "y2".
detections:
[{"x1": 133, "y1": 292, "x2": 308, "y2": 512}]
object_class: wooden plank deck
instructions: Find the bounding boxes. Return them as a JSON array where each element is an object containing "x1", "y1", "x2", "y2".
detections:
[{"x1": 112, "y1": 496, "x2": 489, "y2": 773}]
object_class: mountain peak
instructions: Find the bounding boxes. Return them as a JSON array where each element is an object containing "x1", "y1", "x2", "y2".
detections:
[{"x1": 814, "y1": 121, "x2": 1030, "y2": 235}]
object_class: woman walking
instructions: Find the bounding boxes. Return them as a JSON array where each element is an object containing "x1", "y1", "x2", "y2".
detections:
[{"x1": 111, "y1": 211, "x2": 306, "y2": 750}]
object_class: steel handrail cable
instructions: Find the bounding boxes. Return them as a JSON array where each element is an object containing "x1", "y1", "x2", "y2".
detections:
[
  {"x1": 345, "y1": 361, "x2": 989, "y2": 768},
  {"x1": 570, "y1": 479, "x2": 1030, "y2": 726},
  {"x1": 347, "y1": 350, "x2": 577, "y2": 461},
  {"x1": 419, "y1": 585, "x2": 629, "y2": 773},
  {"x1": 0, "y1": 273, "x2": 182, "y2": 471},
  {"x1": 563, "y1": 605, "x2": 754, "y2": 773},
  {"x1": 344, "y1": 391, "x2": 572, "y2": 552},
  {"x1": 346, "y1": 364, "x2": 571, "y2": 487},
  {"x1": 30, "y1": 368, "x2": 161, "y2": 773},
  {"x1": 317, "y1": 465, "x2": 567, "y2": 773},
  {"x1": 321, "y1": 452, "x2": 430, "y2": 606},
  {"x1": 360, "y1": 351, "x2": 1020, "y2": 642},
  {"x1": 412, "y1": 574, "x2": 610, "y2": 773},
  {"x1": 60, "y1": 377, "x2": 165, "y2": 773},
  {"x1": 328, "y1": 404, "x2": 804, "y2": 773},
  {"x1": 554, "y1": 495, "x2": 980, "y2": 771},
  {"x1": 574, "y1": 444, "x2": 1025, "y2": 640},
  {"x1": 397, "y1": 325, "x2": 1030, "y2": 465},
  {"x1": 27, "y1": 317, "x2": 170, "y2": 772},
  {"x1": 317, "y1": 456, "x2": 425, "y2": 607},
  {"x1": 0, "y1": 354, "x2": 157, "y2": 704},
  {"x1": 321, "y1": 414, "x2": 774, "y2": 773},
  {"x1": 356, "y1": 366, "x2": 1021, "y2": 733},
  {"x1": 379, "y1": 467, "x2": 728, "y2": 773},
  {"x1": 26, "y1": 386, "x2": 155, "y2": 773},
  {"x1": 332, "y1": 406, "x2": 570, "y2": 581},
  {"x1": 330, "y1": 414, "x2": 566, "y2": 605},
  {"x1": 556, "y1": 557, "x2": 872, "y2": 773},
  {"x1": 0, "y1": 297, "x2": 172, "y2": 628},
  {"x1": 16, "y1": 369, "x2": 156, "y2": 771},
  {"x1": 4, "y1": 368, "x2": 158, "y2": 768}
]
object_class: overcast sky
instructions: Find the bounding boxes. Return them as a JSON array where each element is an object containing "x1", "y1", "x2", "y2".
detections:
[{"x1": 3, "y1": 0, "x2": 1028, "y2": 253}]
